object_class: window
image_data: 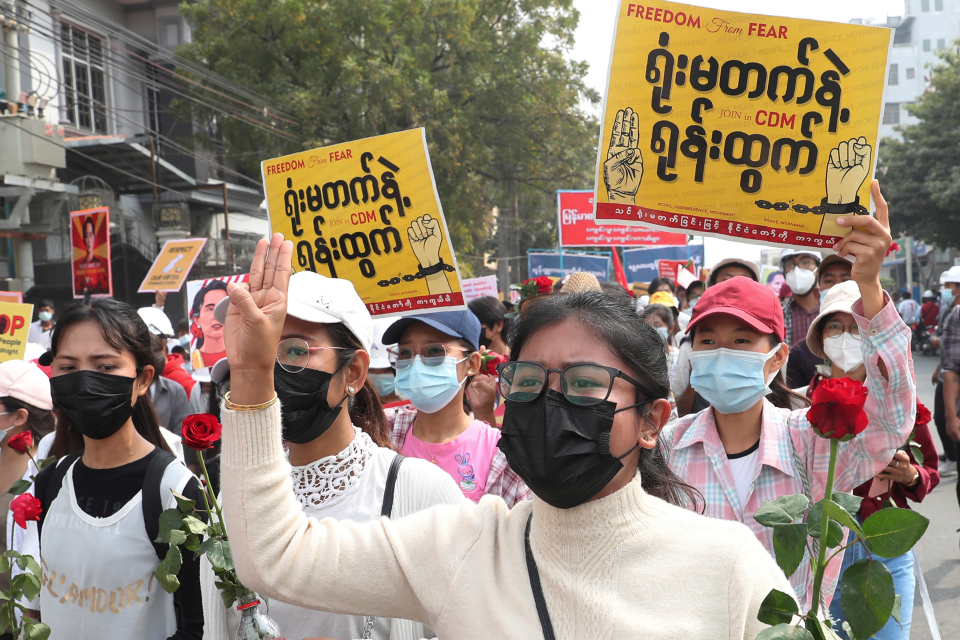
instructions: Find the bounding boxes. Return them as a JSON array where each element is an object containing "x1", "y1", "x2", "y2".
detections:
[
  {"x1": 60, "y1": 24, "x2": 108, "y2": 133},
  {"x1": 888, "y1": 64, "x2": 899, "y2": 85},
  {"x1": 938, "y1": 38, "x2": 946, "y2": 49},
  {"x1": 922, "y1": 0, "x2": 929, "y2": 11},
  {"x1": 936, "y1": 0, "x2": 944, "y2": 9},
  {"x1": 923, "y1": 39, "x2": 931, "y2": 52},
  {"x1": 883, "y1": 103, "x2": 900, "y2": 125},
  {"x1": 907, "y1": 67, "x2": 916, "y2": 79}
]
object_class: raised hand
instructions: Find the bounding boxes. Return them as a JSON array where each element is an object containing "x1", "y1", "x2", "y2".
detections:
[
  {"x1": 826, "y1": 137, "x2": 872, "y2": 205},
  {"x1": 408, "y1": 214, "x2": 444, "y2": 268},
  {"x1": 833, "y1": 180, "x2": 892, "y2": 320},
  {"x1": 604, "y1": 107, "x2": 644, "y2": 204},
  {"x1": 223, "y1": 233, "x2": 293, "y2": 405}
]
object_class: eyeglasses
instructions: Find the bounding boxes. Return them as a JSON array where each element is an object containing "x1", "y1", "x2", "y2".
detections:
[
  {"x1": 387, "y1": 343, "x2": 471, "y2": 369},
  {"x1": 824, "y1": 321, "x2": 861, "y2": 340},
  {"x1": 496, "y1": 361, "x2": 649, "y2": 407},
  {"x1": 276, "y1": 338, "x2": 345, "y2": 373},
  {"x1": 783, "y1": 258, "x2": 818, "y2": 273}
]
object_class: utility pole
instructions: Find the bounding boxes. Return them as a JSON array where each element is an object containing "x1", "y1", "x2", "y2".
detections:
[{"x1": 905, "y1": 236, "x2": 913, "y2": 296}]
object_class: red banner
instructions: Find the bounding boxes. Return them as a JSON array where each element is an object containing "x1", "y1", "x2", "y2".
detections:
[
  {"x1": 558, "y1": 191, "x2": 686, "y2": 247},
  {"x1": 70, "y1": 207, "x2": 113, "y2": 299}
]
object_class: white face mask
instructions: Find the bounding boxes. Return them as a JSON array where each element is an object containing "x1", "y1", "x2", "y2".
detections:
[
  {"x1": 785, "y1": 268, "x2": 817, "y2": 296},
  {"x1": 823, "y1": 333, "x2": 863, "y2": 373}
]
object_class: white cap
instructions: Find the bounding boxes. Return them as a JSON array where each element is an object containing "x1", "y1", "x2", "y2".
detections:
[
  {"x1": 779, "y1": 249, "x2": 822, "y2": 268},
  {"x1": 0, "y1": 360, "x2": 53, "y2": 410},
  {"x1": 213, "y1": 272, "x2": 374, "y2": 352},
  {"x1": 369, "y1": 317, "x2": 397, "y2": 369},
  {"x1": 940, "y1": 266, "x2": 960, "y2": 284},
  {"x1": 805, "y1": 280, "x2": 861, "y2": 359},
  {"x1": 138, "y1": 307, "x2": 175, "y2": 337},
  {"x1": 923, "y1": 290, "x2": 935, "y2": 299}
]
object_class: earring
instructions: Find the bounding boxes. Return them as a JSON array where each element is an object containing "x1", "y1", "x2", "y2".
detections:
[
  {"x1": 643, "y1": 436, "x2": 651, "y2": 442},
  {"x1": 348, "y1": 387, "x2": 355, "y2": 394}
]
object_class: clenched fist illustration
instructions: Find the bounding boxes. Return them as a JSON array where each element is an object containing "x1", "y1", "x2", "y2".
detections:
[
  {"x1": 826, "y1": 137, "x2": 872, "y2": 205},
  {"x1": 408, "y1": 215, "x2": 444, "y2": 268},
  {"x1": 604, "y1": 107, "x2": 644, "y2": 204}
]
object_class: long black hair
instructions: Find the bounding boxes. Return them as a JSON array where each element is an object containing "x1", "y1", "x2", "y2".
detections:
[
  {"x1": 48, "y1": 299, "x2": 172, "y2": 457},
  {"x1": 509, "y1": 291, "x2": 703, "y2": 510},
  {"x1": 190, "y1": 280, "x2": 229, "y2": 351}
]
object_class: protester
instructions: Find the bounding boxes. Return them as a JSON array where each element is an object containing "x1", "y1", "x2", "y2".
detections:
[
  {"x1": 366, "y1": 317, "x2": 406, "y2": 408},
  {"x1": 190, "y1": 280, "x2": 229, "y2": 369},
  {"x1": 898, "y1": 289, "x2": 920, "y2": 326},
  {"x1": 217, "y1": 234, "x2": 796, "y2": 639},
  {"x1": 919, "y1": 290, "x2": 939, "y2": 331},
  {"x1": 664, "y1": 183, "x2": 915, "y2": 609},
  {"x1": 779, "y1": 249, "x2": 822, "y2": 348},
  {"x1": 933, "y1": 266, "x2": 960, "y2": 478},
  {"x1": 148, "y1": 334, "x2": 191, "y2": 436},
  {"x1": 200, "y1": 271, "x2": 462, "y2": 640},
  {"x1": 0, "y1": 360, "x2": 55, "y2": 629},
  {"x1": 468, "y1": 296, "x2": 510, "y2": 355},
  {"x1": 188, "y1": 367, "x2": 213, "y2": 416},
  {"x1": 642, "y1": 295, "x2": 679, "y2": 376},
  {"x1": 27, "y1": 301, "x2": 55, "y2": 350},
  {"x1": 707, "y1": 259, "x2": 759, "y2": 287},
  {"x1": 648, "y1": 276, "x2": 676, "y2": 297},
  {"x1": 787, "y1": 254, "x2": 853, "y2": 389},
  {"x1": 163, "y1": 348, "x2": 196, "y2": 397},
  {"x1": 33, "y1": 299, "x2": 204, "y2": 640},
  {"x1": 803, "y1": 281, "x2": 940, "y2": 640},
  {"x1": 381, "y1": 310, "x2": 528, "y2": 504}
]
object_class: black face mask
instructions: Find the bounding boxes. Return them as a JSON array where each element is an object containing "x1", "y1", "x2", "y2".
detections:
[
  {"x1": 497, "y1": 388, "x2": 641, "y2": 509},
  {"x1": 478, "y1": 329, "x2": 493, "y2": 349},
  {"x1": 50, "y1": 370, "x2": 137, "y2": 440},
  {"x1": 273, "y1": 363, "x2": 348, "y2": 444}
]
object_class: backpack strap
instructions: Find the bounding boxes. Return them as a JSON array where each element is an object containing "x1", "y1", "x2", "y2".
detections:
[
  {"x1": 380, "y1": 454, "x2": 405, "y2": 518},
  {"x1": 142, "y1": 449, "x2": 178, "y2": 561},
  {"x1": 39, "y1": 451, "x2": 83, "y2": 535}
]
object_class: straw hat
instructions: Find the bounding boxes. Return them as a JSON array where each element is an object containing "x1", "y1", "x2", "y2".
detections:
[{"x1": 560, "y1": 272, "x2": 602, "y2": 294}]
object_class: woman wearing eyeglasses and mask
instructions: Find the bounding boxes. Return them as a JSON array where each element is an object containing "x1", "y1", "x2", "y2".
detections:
[
  {"x1": 664, "y1": 183, "x2": 917, "y2": 611},
  {"x1": 382, "y1": 310, "x2": 528, "y2": 505},
  {"x1": 202, "y1": 271, "x2": 462, "y2": 640},
  {"x1": 216, "y1": 235, "x2": 794, "y2": 639}
]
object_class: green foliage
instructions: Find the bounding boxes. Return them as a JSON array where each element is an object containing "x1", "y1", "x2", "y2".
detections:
[
  {"x1": 879, "y1": 43, "x2": 960, "y2": 246},
  {"x1": 155, "y1": 545, "x2": 183, "y2": 594},
  {"x1": 807, "y1": 502, "x2": 845, "y2": 548},
  {"x1": 0, "y1": 550, "x2": 48, "y2": 639},
  {"x1": 177, "y1": 0, "x2": 599, "y2": 273},
  {"x1": 756, "y1": 624, "x2": 816, "y2": 640},
  {"x1": 831, "y1": 493, "x2": 863, "y2": 518},
  {"x1": 754, "y1": 494, "x2": 810, "y2": 527},
  {"x1": 758, "y1": 589, "x2": 800, "y2": 626},
  {"x1": 861, "y1": 508, "x2": 930, "y2": 558},
  {"x1": 772, "y1": 524, "x2": 808, "y2": 578},
  {"x1": 840, "y1": 558, "x2": 896, "y2": 640},
  {"x1": 7, "y1": 480, "x2": 32, "y2": 496}
]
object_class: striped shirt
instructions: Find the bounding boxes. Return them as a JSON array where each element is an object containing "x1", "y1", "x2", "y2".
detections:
[{"x1": 664, "y1": 295, "x2": 915, "y2": 610}]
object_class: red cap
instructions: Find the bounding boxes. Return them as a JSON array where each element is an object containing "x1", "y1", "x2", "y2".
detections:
[{"x1": 687, "y1": 276, "x2": 785, "y2": 340}]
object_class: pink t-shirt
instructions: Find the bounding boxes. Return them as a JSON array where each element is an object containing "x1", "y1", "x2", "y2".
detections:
[{"x1": 400, "y1": 420, "x2": 501, "y2": 502}]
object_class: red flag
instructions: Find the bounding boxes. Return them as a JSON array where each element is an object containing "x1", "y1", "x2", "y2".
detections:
[{"x1": 611, "y1": 247, "x2": 629, "y2": 290}]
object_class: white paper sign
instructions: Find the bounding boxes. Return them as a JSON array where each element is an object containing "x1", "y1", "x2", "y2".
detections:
[{"x1": 462, "y1": 275, "x2": 499, "y2": 303}]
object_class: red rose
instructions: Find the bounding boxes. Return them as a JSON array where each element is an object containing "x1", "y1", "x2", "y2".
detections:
[
  {"x1": 808, "y1": 377, "x2": 869, "y2": 441},
  {"x1": 181, "y1": 413, "x2": 222, "y2": 451},
  {"x1": 10, "y1": 493, "x2": 41, "y2": 529},
  {"x1": 523, "y1": 277, "x2": 553, "y2": 295},
  {"x1": 6, "y1": 430, "x2": 33, "y2": 454},
  {"x1": 885, "y1": 241, "x2": 899, "y2": 257},
  {"x1": 480, "y1": 352, "x2": 510, "y2": 376},
  {"x1": 915, "y1": 401, "x2": 931, "y2": 427}
]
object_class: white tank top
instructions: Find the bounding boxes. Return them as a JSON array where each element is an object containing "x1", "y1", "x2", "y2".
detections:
[{"x1": 40, "y1": 457, "x2": 194, "y2": 640}]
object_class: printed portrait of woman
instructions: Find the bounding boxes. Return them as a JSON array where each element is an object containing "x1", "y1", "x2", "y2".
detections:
[
  {"x1": 190, "y1": 279, "x2": 229, "y2": 369},
  {"x1": 71, "y1": 212, "x2": 111, "y2": 297}
]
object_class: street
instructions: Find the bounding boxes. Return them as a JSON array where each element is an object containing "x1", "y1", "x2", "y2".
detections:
[{"x1": 904, "y1": 353, "x2": 958, "y2": 639}]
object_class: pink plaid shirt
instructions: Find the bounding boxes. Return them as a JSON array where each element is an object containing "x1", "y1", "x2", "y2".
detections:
[
  {"x1": 387, "y1": 405, "x2": 532, "y2": 508},
  {"x1": 664, "y1": 296, "x2": 915, "y2": 610}
]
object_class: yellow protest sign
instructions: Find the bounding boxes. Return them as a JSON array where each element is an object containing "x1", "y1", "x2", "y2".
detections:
[
  {"x1": 594, "y1": 1, "x2": 893, "y2": 250},
  {"x1": 138, "y1": 239, "x2": 208, "y2": 292},
  {"x1": 262, "y1": 128, "x2": 465, "y2": 316},
  {"x1": 0, "y1": 302, "x2": 33, "y2": 363}
]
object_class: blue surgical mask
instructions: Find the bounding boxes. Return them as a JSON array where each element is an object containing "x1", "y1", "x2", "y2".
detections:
[
  {"x1": 38, "y1": 311, "x2": 53, "y2": 322},
  {"x1": 689, "y1": 345, "x2": 780, "y2": 414},
  {"x1": 820, "y1": 287, "x2": 830, "y2": 304},
  {"x1": 656, "y1": 326, "x2": 669, "y2": 342},
  {"x1": 394, "y1": 356, "x2": 466, "y2": 413},
  {"x1": 368, "y1": 372, "x2": 396, "y2": 398},
  {"x1": 179, "y1": 335, "x2": 191, "y2": 348},
  {"x1": 688, "y1": 296, "x2": 699, "y2": 311},
  {"x1": 942, "y1": 288, "x2": 956, "y2": 308}
]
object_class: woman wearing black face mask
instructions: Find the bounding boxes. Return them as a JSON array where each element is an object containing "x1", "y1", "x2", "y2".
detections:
[
  {"x1": 215, "y1": 235, "x2": 796, "y2": 639},
  {"x1": 201, "y1": 270, "x2": 462, "y2": 640},
  {"x1": 32, "y1": 299, "x2": 205, "y2": 640}
]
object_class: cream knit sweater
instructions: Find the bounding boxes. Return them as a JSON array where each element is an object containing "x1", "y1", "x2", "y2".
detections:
[{"x1": 222, "y1": 403, "x2": 796, "y2": 640}]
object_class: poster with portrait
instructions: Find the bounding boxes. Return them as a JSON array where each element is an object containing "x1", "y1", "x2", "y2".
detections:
[
  {"x1": 185, "y1": 274, "x2": 249, "y2": 370},
  {"x1": 70, "y1": 207, "x2": 113, "y2": 299},
  {"x1": 593, "y1": 0, "x2": 893, "y2": 251},
  {"x1": 262, "y1": 128, "x2": 466, "y2": 317}
]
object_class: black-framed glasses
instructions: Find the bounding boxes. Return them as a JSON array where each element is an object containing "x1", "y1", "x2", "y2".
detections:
[
  {"x1": 387, "y1": 344, "x2": 471, "y2": 369},
  {"x1": 496, "y1": 361, "x2": 649, "y2": 406},
  {"x1": 277, "y1": 338, "x2": 345, "y2": 373}
]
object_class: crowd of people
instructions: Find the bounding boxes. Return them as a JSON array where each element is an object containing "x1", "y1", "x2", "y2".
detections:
[{"x1": 0, "y1": 180, "x2": 954, "y2": 640}]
